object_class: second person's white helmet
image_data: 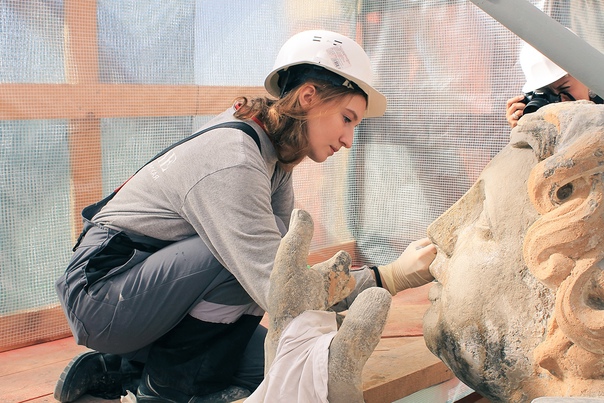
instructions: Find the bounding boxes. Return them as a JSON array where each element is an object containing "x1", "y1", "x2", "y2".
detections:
[
  {"x1": 264, "y1": 30, "x2": 387, "y2": 118},
  {"x1": 520, "y1": 42, "x2": 568, "y2": 93}
]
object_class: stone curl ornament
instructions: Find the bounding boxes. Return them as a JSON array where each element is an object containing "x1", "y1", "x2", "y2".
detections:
[{"x1": 424, "y1": 101, "x2": 604, "y2": 402}]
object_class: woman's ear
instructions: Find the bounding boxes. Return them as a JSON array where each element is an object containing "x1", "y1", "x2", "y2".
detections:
[{"x1": 298, "y1": 84, "x2": 317, "y2": 108}]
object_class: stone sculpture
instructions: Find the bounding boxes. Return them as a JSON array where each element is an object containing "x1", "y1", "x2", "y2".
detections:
[
  {"x1": 257, "y1": 209, "x2": 392, "y2": 402},
  {"x1": 423, "y1": 101, "x2": 604, "y2": 402}
]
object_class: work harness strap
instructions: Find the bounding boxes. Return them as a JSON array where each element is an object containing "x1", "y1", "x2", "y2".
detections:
[{"x1": 73, "y1": 121, "x2": 260, "y2": 251}]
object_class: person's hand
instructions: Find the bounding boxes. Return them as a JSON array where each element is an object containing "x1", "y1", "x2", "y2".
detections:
[
  {"x1": 377, "y1": 237, "x2": 436, "y2": 295},
  {"x1": 506, "y1": 95, "x2": 527, "y2": 128}
]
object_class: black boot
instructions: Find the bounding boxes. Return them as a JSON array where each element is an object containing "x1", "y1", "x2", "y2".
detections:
[
  {"x1": 54, "y1": 351, "x2": 143, "y2": 402},
  {"x1": 137, "y1": 371, "x2": 251, "y2": 402},
  {"x1": 137, "y1": 314, "x2": 261, "y2": 401}
]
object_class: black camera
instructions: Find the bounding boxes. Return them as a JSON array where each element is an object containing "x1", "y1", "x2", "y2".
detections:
[{"x1": 520, "y1": 91, "x2": 562, "y2": 114}]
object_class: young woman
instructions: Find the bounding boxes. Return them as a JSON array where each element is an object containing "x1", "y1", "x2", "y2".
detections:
[
  {"x1": 506, "y1": 41, "x2": 603, "y2": 128},
  {"x1": 54, "y1": 29, "x2": 435, "y2": 403}
]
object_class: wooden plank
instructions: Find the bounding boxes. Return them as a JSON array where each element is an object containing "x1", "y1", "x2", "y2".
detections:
[
  {"x1": 307, "y1": 240, "x2": 357, "y2": 265},
  {"x1": 0, "y1": 305, "x2": 70, "y2": 353},
  {"x1": 0, "y1": 337, "x2": 88, "y2": 401},
  {"x1": 69, "y1": 116, "x2": 103, "y2": 239},
  {"x1": 64, "y1": 0, "x2": 104, "y2": 237},
  {"x1": 0, "y1": 337, "x2": 84, "y2": 377},
  {"x1": 0, "y1": 288, "x2": 457, "y2": 403},
  {"x1": 2, "y1": 367, "x2": 64, "y2": 402},
  {"x1": 64, "y1": 0, "x2": 99, "y2": 84},
  {"x1": 0, "y1": 84, "x2": 268, "y2": 120},
  {"x1": 0, "y1": 337, "x2": 453, "y2": 403},
  {"x1": 382, "y1": 283, "x2": 431, "y2": 338},
  {"x1": 0, "y1": 336, "x2": 108, "y2": 403},
  {"x1": 362, "y1": 337, "x2": 454, "y2": 403}
]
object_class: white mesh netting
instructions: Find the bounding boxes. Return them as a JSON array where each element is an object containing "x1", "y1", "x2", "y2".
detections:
[{"x1": 1, "y1": 0, "x2": 602, "y2": 351}]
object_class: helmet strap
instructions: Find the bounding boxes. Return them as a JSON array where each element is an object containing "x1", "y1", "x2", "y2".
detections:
[{"x1": 277, "y1": 64, "x2": 364, "y2": 98}]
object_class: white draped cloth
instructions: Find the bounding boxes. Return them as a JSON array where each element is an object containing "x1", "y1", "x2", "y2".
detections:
[{"x1": 246, "y1": 310, "x2": 338, "y2": 403}]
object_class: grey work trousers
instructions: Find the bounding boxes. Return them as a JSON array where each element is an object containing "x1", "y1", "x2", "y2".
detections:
[{"x1": 55, "y1": 219, "x2": 281, "y2": 390}]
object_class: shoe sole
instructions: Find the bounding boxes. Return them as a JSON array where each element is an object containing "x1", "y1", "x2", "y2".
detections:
[{"x1": 54, "y1": 351, "x2": 98, "y2": 402}]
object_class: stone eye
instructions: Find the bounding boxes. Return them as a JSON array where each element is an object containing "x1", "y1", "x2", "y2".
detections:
[{"x1": 556, "y1": 183, "x2": 573, "y2": 201}]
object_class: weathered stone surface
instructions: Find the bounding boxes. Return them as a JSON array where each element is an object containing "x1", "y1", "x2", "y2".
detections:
[
  {"x1": 265, "y1": 208, "x2": 391, "y2": 402},
  {"x1": 265, "y1": 209, "x2": 356, "y2": 370},
  {"x1": 328, "y1": 287, "x2": 391, "y2": 403},
  {"x1": 423, "y1": 101, "x2": 604, "y2": 402}
]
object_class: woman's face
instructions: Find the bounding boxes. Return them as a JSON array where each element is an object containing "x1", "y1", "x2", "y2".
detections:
[
  {"x1": 423, "y1": 141, "x2": 553, "y2": 401},
  {"x1": 547, "y1": 74, "x2": 590, "y2": 102},
  {"x1": 304, "y1": 91, "x2": 366, "y2": 163}
]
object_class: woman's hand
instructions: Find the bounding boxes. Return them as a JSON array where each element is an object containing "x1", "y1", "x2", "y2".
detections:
[
  {"x1": 506, "y1": 95, "x2": 526, "y2": 128},
  {"x1": 377, "y1": 237, "x2": 436, "y2": 295}
]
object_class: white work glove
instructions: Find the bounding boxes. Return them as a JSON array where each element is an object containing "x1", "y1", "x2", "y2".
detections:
[{"x1": 377, "y1": 237, "x2": 436, "y2": 295}]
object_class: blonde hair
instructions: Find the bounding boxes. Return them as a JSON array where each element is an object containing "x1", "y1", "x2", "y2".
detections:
[{"x1": 234, "y1": 79, "x2": 366, "y2": 169}]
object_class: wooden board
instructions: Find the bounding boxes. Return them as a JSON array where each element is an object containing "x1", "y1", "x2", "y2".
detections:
[{"x1": 0, "y1": 283, "x2": 466, "y2": 403}]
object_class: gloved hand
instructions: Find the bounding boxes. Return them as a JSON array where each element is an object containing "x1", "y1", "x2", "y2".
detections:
[{"x1": 377, "y1": 237, "x2": 436, "y2": 295}]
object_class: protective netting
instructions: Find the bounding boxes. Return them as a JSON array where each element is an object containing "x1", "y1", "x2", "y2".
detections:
[{"x1": 0, "y1": 0, "x2": 602, "y2": 351}]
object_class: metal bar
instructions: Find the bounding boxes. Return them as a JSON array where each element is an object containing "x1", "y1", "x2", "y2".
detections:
[{"x1": 468, "y1": 0, "x2": 604, "y2": 97}]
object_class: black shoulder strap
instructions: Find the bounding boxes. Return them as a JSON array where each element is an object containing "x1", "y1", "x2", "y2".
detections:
[
  {"x1": 116, "y1": 120, "x2": 259, "y2": 195},
  {"x1": 77, "y1": 121, "x2": 260, "y2": 243},
  {"x1": 122, "y1": 120, "x2": 259, "y2": 191},
  {"x1": 144, "y1": 121, "x2": 260, "y2": 168}
]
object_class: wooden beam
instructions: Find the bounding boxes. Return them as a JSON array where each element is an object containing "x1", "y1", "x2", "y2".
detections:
[
  {"x1": 64, "y1": 0, "x2": 99, "y2": 84},
  {"x1": 0, "y1": 84, "x2": 268, "y2": 120},
  {"x1": 362, "y1": 337, "x2": 454, "y2": 402},
  {"x1": 64, "y1": 0, "x2": 103, "y2": 237},
  {"x1": 307, "y1": 240, "x2": 358, "y2": 266},
  {"x1": 69, "y1": 117, "x2": 103, "y2": 235},
  {"x1": 0, "y1": 305, "x2": 70, "y2": 353}
]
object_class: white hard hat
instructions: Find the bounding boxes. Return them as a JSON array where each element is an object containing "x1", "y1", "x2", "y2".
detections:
[
  {"x1": 520, "y1": 42, "x2": 568, "y2": 93},
  {"x1": 264, "y1": 30, "x2": 387, "y2": 118}
]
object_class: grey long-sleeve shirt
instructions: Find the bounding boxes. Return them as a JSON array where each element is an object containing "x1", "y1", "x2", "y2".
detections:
[{"x1": 94, "y1": 106, "x2": 375, "y2": 312}]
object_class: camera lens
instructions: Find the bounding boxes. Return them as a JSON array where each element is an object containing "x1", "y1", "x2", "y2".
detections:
[
  {"x1": 524, "y1": 97, "x2": 551, "y2": 114},
  {"x1": 522, "y1": 92, "x2": 561, "y2": 115}
]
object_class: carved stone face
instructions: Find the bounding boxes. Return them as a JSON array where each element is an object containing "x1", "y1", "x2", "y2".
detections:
[
  {"x1": 423, "y1": 101, "x2": 604, "y2": 402},
  {"x1": 423, "y1": 141, "x2": 552, "y2": 402}
]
